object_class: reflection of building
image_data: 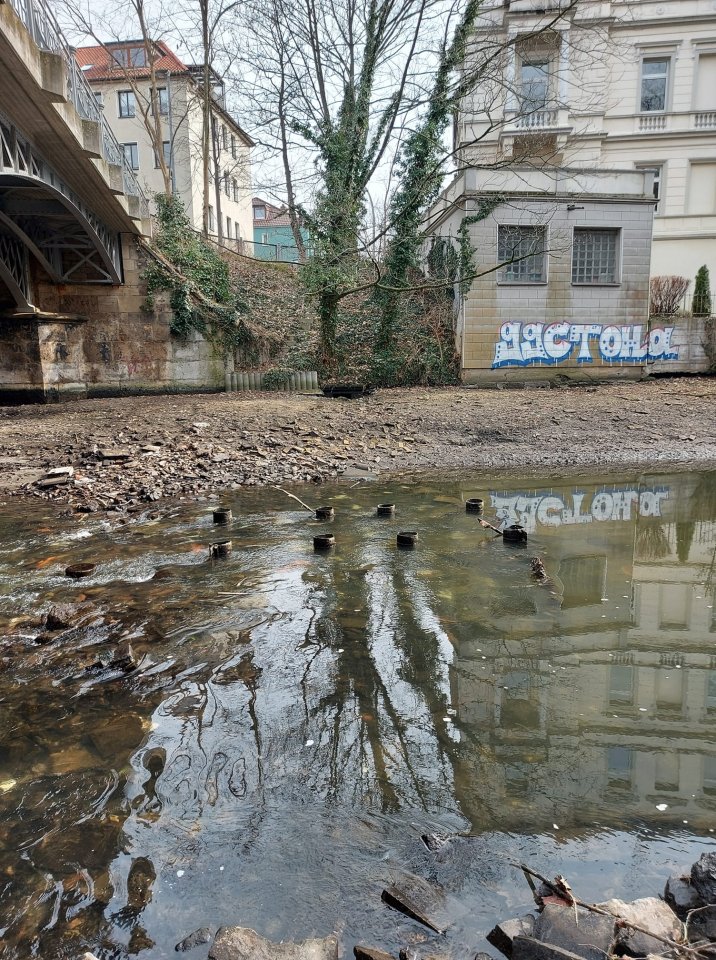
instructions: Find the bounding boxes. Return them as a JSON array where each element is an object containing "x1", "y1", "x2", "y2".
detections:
[
  {"x1": 77, "y1": 41, "x2": 254, "y2": 243},
  {"x1": 450, "y1": 472, "x2": 716, "y2": 832}
]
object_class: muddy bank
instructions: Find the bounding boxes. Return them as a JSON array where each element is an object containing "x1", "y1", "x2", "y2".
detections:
[{"x1": 0, "y1": 378, "x2": 714, "y2": 512}]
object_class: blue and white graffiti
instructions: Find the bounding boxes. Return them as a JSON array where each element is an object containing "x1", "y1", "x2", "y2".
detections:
[
  {"x1": 491, "y1": 486, "x2": 669, "y2": 534},
  {"x1": 492, "y1": 322, "x2": 678, "y2": 368}
]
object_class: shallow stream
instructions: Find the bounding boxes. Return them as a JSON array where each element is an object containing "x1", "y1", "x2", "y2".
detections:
[{"x1": 0, "y1": 468, "x2": 715, "y2": 958}]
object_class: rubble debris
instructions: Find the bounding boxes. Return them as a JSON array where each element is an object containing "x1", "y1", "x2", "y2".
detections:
[
  {"x1": 109, "y1": 641, "x2": 137, "y2": 673},
  {"x1": 99, "y1": 449, "x2": 132, "y2": 461},
  {"x1": 175, "y1": 927, "x2": 213, "y2": 952},
  {"x1": 353, "y1": 945, "x2": 395, "y2": 960},
  {"x1": 45, "y1": 603, "x2": 83, "y2": 631},
  {"x1": 487, "y1": 915, "x2": 536, "y2": 957},
  {"x1": 209, "y1": 926, "x2": 338, "y2": 960},
  {"x1": 512, "y1": 935, "x2": 588, "y2": 960}
]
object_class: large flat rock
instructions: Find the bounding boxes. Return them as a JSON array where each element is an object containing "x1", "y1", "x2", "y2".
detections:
[
  {"x1": 209, "y1": 927, "x2": 338, "y2": 960},
  {"x1": 534, "y1": 903, "x2": 616, "y2": 960},
  {"x1": 599, "y1": 897, "x2": 683, "y2": 956}
]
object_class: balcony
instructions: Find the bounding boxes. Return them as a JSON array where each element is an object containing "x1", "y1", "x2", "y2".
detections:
[
  {"x1": 501, "y1": 106, "x2": 571, "y2": 134},
  {"x1": 634, "y1": 111, "x2": 716, "y2": 133}
]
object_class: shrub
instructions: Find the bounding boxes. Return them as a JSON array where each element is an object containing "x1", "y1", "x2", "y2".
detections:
[
  {"x1": 692, "y1": 265, "x2": 712, "y2": 317},
  {"x1": 649, "y1": 275, "x2": 690, "y2": 317}
]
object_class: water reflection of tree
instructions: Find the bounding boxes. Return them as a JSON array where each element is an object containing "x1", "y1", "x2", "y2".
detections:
[{"x1": 635, "y1": 522, "x2": 671, "y2": 561}]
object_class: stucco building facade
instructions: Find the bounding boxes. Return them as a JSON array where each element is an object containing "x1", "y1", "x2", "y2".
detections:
[
  {"x1": 76, "y1": 42, "x2": 254, "y2": 246},
  {"x1": 432, "y1": 0, "x2": 715, "y2": 383}
]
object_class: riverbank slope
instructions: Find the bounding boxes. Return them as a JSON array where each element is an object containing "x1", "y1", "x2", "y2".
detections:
[{"x1": 0, "y1": 378, "x2": 713, "y2": 511}]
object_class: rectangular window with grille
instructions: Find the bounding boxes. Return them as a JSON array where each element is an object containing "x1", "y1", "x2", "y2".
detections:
[
  {"x1": 122, "y1": 142, "x2": 139, "y2": 170},
  {"x1": 572, "y1": 228, "x2": 620, "y2": 284},
  {"x1": 118, "y1": 90, "x2": 135, "y2": 118},
  {"x1": 231, "y1": 135, "x2": 237, "y2": 159},
  {"x1": 497, "y1": 224, "x2": 547, "y2": 283}
]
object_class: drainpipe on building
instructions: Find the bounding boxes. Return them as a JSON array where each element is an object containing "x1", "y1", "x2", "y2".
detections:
[{"x1": 165, "y1": 70, "x2": 176, "y2": 194}]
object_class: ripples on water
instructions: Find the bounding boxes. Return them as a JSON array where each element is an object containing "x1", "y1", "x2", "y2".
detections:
[{"x1": 0, "y1": 469, "x2": 714, "y2": 958}]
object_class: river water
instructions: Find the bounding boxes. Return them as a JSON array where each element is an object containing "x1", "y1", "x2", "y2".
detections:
[{"x1": 0, "y1": 469, "x2": 715, "y2": 958}]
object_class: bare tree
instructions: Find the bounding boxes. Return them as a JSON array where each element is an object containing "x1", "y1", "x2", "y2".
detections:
[{"x1": 58, "y1": 0, "x2": 178, "y2": 196}]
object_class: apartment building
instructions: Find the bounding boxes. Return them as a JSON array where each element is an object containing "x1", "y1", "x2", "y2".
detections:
[
  {"x1": 76, "y1": 41, "x2": 254, "y2": 244},
  {"x1": 432, "y1": 0, "x2": 716, "y2": 382}
]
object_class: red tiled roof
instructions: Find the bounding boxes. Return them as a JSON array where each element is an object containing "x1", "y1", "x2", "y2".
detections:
[
  {"x1": 75, "y1": 42, "x2": 188, "y2": 82},
  {"x1": 253, "y1": 198, "x2": 299, "y2": 227}
]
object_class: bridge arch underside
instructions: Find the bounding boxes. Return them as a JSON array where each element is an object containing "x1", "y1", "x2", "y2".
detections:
[{"x1": 0, "y1": 175, "x2": 122, "y2": 313}]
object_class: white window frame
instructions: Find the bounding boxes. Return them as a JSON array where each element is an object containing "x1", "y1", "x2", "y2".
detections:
[
  {"x1": 497, "y1": 223, "x2": 548, "y2": 285},
  {"x1": 638, "y1": 54, "x2": 672, "y2": 114},
  {"x1": 571, "y1": 226, "x2": 622, "y2": 286}
]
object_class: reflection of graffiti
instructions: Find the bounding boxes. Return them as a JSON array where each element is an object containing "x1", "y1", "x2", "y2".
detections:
[
  {"x1": 492, "y1": 322, "x2": 678, "y2": 368},
  {"x1": 491, "y1": 486, "x2": 669, "y2": 533}
]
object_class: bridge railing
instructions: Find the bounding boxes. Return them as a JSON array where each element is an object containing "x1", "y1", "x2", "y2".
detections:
[{"x1": 5, "y1": 0, "x2": 149, "y2": 215}]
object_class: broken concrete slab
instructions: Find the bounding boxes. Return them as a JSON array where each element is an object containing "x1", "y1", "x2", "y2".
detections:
[
  {"x1": 99, "y1": 449, "x2": 132, "y2": 461},
  {"x1": 692, "y1": 853, "x2": 716, "y2": 906},
  {"x1": 665, "y1": 874, "x2": 702, "y2": 919},
  {"x1": 533, "y1": 903, "x2": 616, "y2": 960},
  {"x1": 512, "y1": 936, "x2": 590, "y2": 960},
  {"x1": 381, "y1": 874, "x2": 447, "y2": 935},
  {"x1": 487, "y1": 915, "x2": 536, "y2": 958},
  {"x1": 208, "y1": 927, "x2": 338, "y2": 960},
  {"x1": 599, "y1": 897, "x2": 683, "y2": 956},
  {"x1": 353, "y1": 945, "x2": 395, "y2": 960}
]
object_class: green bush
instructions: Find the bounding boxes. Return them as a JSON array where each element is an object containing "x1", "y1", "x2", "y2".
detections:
[{"x1": 692, "y1": 264, "x2": 712, "y2": 317}]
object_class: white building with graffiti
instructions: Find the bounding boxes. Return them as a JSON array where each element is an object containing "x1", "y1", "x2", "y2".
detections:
[{"x1": 430, "y1": 0, "x2": 715, "y2": 384}]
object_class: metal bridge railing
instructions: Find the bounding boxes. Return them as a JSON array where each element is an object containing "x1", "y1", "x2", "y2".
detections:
[{"x1": 5, "y1": 0, "x2": 149, "y2": 215}]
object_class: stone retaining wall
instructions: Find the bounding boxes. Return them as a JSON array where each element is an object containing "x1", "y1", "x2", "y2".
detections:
[{"x1": 0, "y1": 236, "x2": 225, "y2": 402}]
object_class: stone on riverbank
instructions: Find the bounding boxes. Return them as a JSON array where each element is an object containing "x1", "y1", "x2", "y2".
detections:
[
  {"x1": 533, "y1": 903, "x2": 616, "y2": 960},
  {"x1": 664, "y1": 874, "x2": 702, "y2": 919},
  {"x1": 208, "y1": 927, "x2": 338, "y2": 960},
  {"x1": 691, "y1": 853, "x2": 716, "y2": 905},
  {"x1": 599, "y1": 897, "x2": 683, "y2": 956},
  {"x1": 176, "y1": 927, "x2": 213, "y2": 951},
  {"x1": 487, "y1": 915, "x2": 535, "y2": 957}
]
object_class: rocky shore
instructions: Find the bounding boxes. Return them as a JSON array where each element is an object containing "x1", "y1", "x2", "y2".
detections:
[{"x1": 0, "y1": 378, "x2": 714, "y2": 514}]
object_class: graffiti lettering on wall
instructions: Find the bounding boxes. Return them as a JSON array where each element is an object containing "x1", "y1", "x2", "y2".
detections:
[
  {"x1": 492, "y1": 322, "x2": 678, "y2": 368},
  {"x1": 491, "y1": 486, "x2": 669, "y2": 534}
]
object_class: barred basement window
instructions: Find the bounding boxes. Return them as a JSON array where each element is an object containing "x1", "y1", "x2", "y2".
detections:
[
  {"x1": 572, "y1": 228, "x2": 620, "y2": 284},
  {"x1": 497, "y1": 224, "x2": 546, "y2": 283}
]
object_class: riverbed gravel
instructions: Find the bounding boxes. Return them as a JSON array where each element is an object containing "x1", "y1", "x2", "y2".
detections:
[{"x1": 0, "y1": 377, "x2": 714, "y2": 512}]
